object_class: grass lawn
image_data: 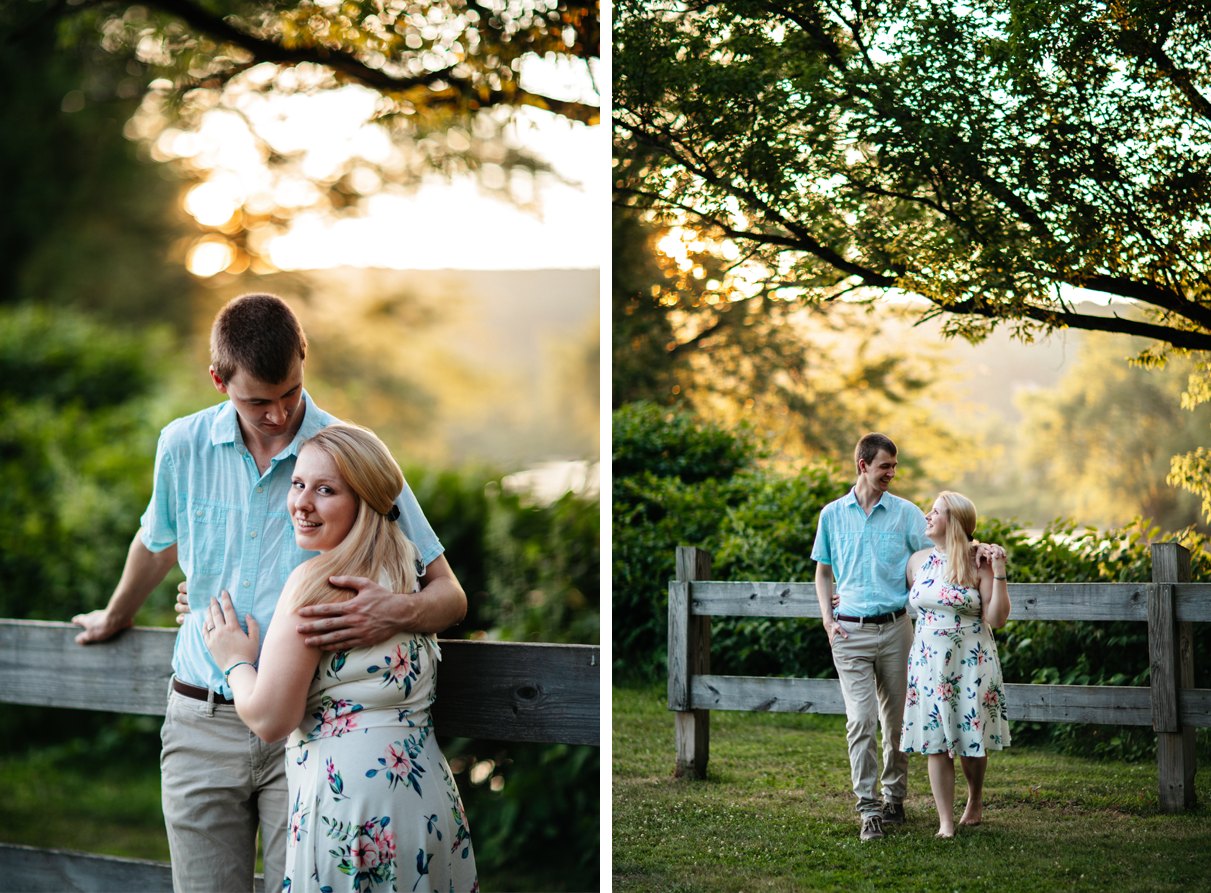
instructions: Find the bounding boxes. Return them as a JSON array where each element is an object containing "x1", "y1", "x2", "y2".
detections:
[{"x1": 613, "y1": 683, "x2": 1211, "y2": 893}]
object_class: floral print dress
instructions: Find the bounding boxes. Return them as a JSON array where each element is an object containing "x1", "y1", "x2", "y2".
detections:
[
  {"x1": 900, "y1": 549, "x2": 1010, "y2": 758},
  {"x1": 284, "y1": 629, "x2": 478, "y2": 892}
]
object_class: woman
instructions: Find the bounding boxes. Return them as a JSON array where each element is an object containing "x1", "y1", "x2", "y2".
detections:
[
  {"x1": 204, "y1": 423, "x2": 477, "y2": 892},
  {"x1": 899, "y1": 490, "x2": 1010, "y2": 838}
]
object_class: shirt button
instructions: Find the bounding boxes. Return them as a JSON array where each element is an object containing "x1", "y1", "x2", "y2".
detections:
[
  {"x1": 257, "y1": 486, "x2": 263, "y2": 493},
  {"x1": 196, "y1": 510, "x2": 203, "y2": 517},
  {"x1": 250, "y1": 532, "x2": 256, "y2": 538},
  {"x1": 243, "y1": 581, "x2": 250, "y2": 587}
]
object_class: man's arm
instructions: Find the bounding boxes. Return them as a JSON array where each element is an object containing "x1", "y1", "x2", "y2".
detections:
[
  {"x1": 294, "y1": 554, "x2": 467, "y2": 650},
  {"x1": 73, "y1": 532, "x2": 178, "y2": 643},
  {"x1": 815, "y1": 562, "x2": 847, "y2": 645}
]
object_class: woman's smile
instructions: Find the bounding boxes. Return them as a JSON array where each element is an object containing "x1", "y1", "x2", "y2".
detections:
[{"x1": 288, "y1": 446, "x2": 358, "y2": 553}]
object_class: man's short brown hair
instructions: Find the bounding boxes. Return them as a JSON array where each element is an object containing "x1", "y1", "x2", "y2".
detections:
[
  {"x1": 854, "y1": 432, "x2": 897, "y2": 474},
  {"x1": 210, "y1": 293, "x2": 308, "y2": 385}
]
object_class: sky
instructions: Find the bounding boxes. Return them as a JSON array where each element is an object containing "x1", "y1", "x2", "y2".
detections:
[{"x1": 146, "y1": 55, "x2": 605, "y2": 274}]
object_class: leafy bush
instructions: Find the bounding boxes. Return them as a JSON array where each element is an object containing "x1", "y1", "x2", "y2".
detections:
[
  {"x1": 613, "y1": 400, "x2": 759, "y2": 482},
  {"x1": 612, "y1": 401, "x2": 850, "y2": 680},
  {"x1": 0, "y1": 306, "x2": 179, "y2": 622}
]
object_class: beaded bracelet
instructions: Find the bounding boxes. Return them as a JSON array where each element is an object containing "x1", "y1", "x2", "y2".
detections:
[{"x1": 223, "y1": 660, "x2": 256, "y2": 681}]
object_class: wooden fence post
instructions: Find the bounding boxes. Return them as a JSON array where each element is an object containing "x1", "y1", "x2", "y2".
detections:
[
  {"x1": 669, "y1": 546, "x2": 711, "y2": 778},
  {"x1": 1150, "y1": 543, "x2": 1197, "y2": 812}
]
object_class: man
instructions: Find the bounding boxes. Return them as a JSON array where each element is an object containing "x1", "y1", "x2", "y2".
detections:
[
  {"x1": 72, "y1": 293, "x2": 466, "y2": 891},
  {"x1": 811, "y1": 433, "x2": 927, "y2": 842}
]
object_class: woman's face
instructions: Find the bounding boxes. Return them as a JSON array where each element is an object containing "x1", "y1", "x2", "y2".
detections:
[
  {"x1": 288, "y1": 445, "x2": 358, "y2": 553},
  {"x1": 924, "y1": 497, "x2": 949, "y2": 539}
]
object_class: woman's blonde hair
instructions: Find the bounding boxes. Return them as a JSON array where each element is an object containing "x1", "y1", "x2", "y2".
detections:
[
  {"x1": 938, "y1": 490, "x2": 979, "y2": 590},
  {"x1": 282, "y1": 423, "x2": 421, "y2": 612}
]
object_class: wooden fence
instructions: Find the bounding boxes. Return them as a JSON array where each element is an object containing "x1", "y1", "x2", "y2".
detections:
[
  {"x1": 667, "y1": 542, "x2": 1211, "y2": 813},
  {"x1": 0, "y1": 619, "x2": 599, "y2": 892}
]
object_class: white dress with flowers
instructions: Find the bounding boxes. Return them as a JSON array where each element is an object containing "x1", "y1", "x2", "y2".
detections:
[
  {"x1": 283, "y1": 630, "x2": 478, "y2": 893},
  {"x1": 900, "y1": 549, "x2": 1010, "y2": 758}
]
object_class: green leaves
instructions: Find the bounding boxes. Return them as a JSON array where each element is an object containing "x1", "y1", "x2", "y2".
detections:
[{"x1": 616, "y1": 0, "x2": 1211, "y2": 350}]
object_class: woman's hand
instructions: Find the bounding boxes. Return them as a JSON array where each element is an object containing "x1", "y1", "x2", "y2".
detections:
[
  {"x1": 974, "y1": 542, "x2": 1006, "y2": 570},
  {"x1": 202, "y1": 590, "x2": 260, "y2": 672},
  {"x1": 976, "y1": 543, "x2": 1011, "y2": 628}
]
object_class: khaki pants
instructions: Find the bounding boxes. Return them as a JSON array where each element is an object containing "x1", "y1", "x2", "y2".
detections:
[
  {"x1": 829, "y1": 612, "x2": 912, "y2": 818},
  {"x1": 160, "y1": 688, "x2": 289, "y2": 892}
]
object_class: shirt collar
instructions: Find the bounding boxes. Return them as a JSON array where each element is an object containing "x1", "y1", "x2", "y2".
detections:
[
  {"x1": 844, "y1": 486, "x2": 887, "y2": 512},
  {"x1": 209, "y1": 389, "x2": 321, "y2": 461}
]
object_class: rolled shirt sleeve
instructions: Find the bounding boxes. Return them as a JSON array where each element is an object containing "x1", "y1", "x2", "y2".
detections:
[{"x1": 139, "y1": 430, "x2": 179, "y2": 553}]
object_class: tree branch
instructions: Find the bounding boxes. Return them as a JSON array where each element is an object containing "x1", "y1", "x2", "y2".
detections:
[
  {"x1": 938, "y1": 297, "x2": 1211, "y2": 352},
  {"x1": 125, "y1": 0, "x2": 599, "y2": 122}
]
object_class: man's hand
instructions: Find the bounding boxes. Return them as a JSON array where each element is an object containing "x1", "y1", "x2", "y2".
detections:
[
  {"x1": 174, "y1": 581, "x2": 190, "y2": 625},
  {"x1": 72, "y1": 609, "x2": 132, "y2": 644},
  {"x1": 295, "y1": 576, "x2": 409, "y2": 651},
  {"x1": 823, "y1": 617, "x2": 848, "y2": 646}
]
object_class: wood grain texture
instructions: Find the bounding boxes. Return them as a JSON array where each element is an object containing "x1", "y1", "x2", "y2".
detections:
[
  {"x1": 689, "y1": 675, "x2": 848, "y2": 714},
  {"x1": 0, "y1": 842, "x2": 242, "y2": 893},
  {"x1": 428, "y1": 640, "x2": 600, "y2": 746},
  {"x1": 1148, "y1": 583, "x2": 1180, "y2": 733},
  {"x1": 682, "y1": 675, "x2": 1211, "y2": 727},
  {"x1": 673, "y1": 546, "x2": 711, "y2": 779},
  {"x1": 1004, "y1": 684, "x2": 1153, "y2": 725},
  {"x1": 0, "y1": 620, "x2": 177, "y2": 715},
  {"x1": 667, "y1": 581, "x2": 691, "y2": 712},
  {"x1": 0, "y1": 620, "x2": 599, "y2": 745},
  {"x1": 685, "y1": 580, "x2": 1211, "y2": 621},
  {"x1": 1152, "y1": 542, "x2": 1198, "y2": 812}
]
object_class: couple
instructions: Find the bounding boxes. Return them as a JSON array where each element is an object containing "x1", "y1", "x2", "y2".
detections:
[
  {"x1": 73, "y1": 294, "x2": 477, "y2": 891},
  {"x1": 813, "y1": 433, "x2": 1012, "y2": 840}
]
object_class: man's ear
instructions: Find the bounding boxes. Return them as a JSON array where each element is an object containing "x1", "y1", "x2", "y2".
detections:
[{"x1": 209, "y1": 365, "x2": 228, "y2": 394}]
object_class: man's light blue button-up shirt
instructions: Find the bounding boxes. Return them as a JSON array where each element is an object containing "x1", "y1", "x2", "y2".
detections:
[
  {"x1": 139, "y1": 391, "x2": 442, "y2": 697},
  {"x1": 811, "y1": 488, "x2": 929, "y2": 617}
]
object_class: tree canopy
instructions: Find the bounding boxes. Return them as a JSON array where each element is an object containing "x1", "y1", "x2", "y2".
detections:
[{"x1": 615, "y1": 0, "x2": 1211, "y2": 353}]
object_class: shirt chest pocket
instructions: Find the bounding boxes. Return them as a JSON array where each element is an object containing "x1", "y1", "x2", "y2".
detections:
[
  {"x1": 875, "y1": 531, "x2": 901, "y2": 563},
  {"x1": 188, "y1": 500, "x2": 228, "y2": 575}
]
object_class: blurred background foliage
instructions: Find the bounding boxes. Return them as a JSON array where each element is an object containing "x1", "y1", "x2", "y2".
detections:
[{"x1": 612, "y1": 402, "x2": 1211, "y2": 764}]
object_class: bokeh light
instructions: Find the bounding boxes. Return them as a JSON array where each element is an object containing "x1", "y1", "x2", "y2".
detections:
[{"x1": 186, "y1": 239, "x2": 235, "y2": 277}]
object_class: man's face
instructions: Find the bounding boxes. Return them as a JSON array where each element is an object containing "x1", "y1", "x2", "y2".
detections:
[
  {"x1": 211, "y1": 357, "x2": 305, "y2": 441},
  {"x1": 858, "y1": 448, "x2": 897, "y2": 492}
]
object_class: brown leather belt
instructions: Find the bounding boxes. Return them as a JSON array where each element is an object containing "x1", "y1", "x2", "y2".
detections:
[
  {"x1": 173, "y1": 678, "x2": 234, "y2": 705},
  {"x1": 835, "y1": 607, "x2": 906, "y2": 625}
]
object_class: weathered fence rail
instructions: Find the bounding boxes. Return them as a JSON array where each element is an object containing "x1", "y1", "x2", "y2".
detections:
[
  {"x1": 0, "y1": 619, "x2": 600, "y2": 892},
  {"x1": 668, "y1": 542, "x2": 1209, "y2": 813}
]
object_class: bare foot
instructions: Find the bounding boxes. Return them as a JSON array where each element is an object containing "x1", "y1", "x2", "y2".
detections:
[
  {"x1": 936, "y1": 827, "x2": 955, "y2": 839},
  {"x1": 959, "y1": 801, "x2": 983, "y2": 825}
]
